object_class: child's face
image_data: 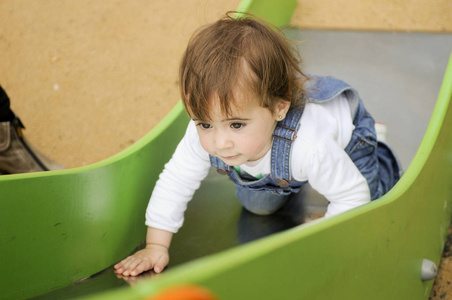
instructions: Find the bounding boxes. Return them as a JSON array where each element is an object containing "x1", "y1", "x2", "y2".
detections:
[{"x1": 193, "y1": 95, "x2": 289, "y2": 166}]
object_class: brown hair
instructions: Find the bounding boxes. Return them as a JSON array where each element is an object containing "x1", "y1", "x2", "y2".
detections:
[{"x1": 179, "y1": 12, "x2": 309, "y2": 121}]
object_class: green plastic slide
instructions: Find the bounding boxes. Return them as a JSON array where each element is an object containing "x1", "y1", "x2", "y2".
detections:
[
  {"x1": 1, "y1": 0, "x2": 451, "y2": 299},
  {"x1": 0, "y1": 102, "x2": 190, "y2": 299}
]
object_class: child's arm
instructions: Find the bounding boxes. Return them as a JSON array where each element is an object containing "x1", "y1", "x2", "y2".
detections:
[
  {"x1": 305, "y1": 142, "x2": 370, "y2": 217},
  {"x1": 115, "y1": 122, "x2": 210, "y2": 277},
  {"x1": 114, "y1": 227, "x2": 173, "y2": 276}
]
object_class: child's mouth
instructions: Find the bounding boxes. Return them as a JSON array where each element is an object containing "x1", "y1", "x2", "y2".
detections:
[{"x1": 222, "y1": 155, "x2": 239, "y2": 160}]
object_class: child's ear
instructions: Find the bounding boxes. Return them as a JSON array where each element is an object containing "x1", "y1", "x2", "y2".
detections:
[{"x1": 274, "y1": 99, "x2": 291, "y2": 121}]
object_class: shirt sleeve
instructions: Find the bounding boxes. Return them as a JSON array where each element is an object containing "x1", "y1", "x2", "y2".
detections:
[
  {"x1": 302, "y1": 139, "x2": 371, "y2": 217},
  {"x1": 291, "y1": 97, "x2": 370, "y2": 217},
  {"x1": 145, "y1": 121, "x2": 211, "y2": 233}
]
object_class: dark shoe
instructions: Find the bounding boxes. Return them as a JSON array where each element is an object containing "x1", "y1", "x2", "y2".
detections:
[{"x1": 0, "y1": 115, "x2": 64, "y2": 174}]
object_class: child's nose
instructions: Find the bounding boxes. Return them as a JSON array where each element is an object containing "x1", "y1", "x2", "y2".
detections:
[{"x1": 214, "y1": 131, "x2": 233, "y2": 149}]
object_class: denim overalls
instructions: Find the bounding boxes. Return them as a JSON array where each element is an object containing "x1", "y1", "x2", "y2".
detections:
[{"x1": 210, "y1": 75, "x2": 402, "y2": 215}]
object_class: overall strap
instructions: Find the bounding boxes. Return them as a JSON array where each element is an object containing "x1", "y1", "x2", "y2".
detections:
[
  {"x1": 270, "y1": 107, "x2": 304, "y2": 187},
  {"x1": 210, "y1": 155, "x2": 230, "y2": 175},
  {"x1": 305, "y1": 75, "x2": 360, "y2": 117}
]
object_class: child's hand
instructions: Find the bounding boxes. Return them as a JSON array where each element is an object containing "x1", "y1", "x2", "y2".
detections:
[{"x1": 114, "y1": 244, "x2": 169, "y2": 276}]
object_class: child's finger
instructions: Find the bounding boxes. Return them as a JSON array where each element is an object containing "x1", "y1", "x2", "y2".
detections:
[
  {"x1": 114, "y1": 260, "x2": 126, "y2": 270},
  {"x1": 114, "y1": 258, "x2": 131, "y2": 274},
  {"x1": 153, "y1": 255, "x2": 169, "y2": 273},
  {"x1": 116, "y1": 257, "x2": 134, "y2": 269},
  {"x1": 129, "y1": 261, "x2": 152, "y2": 276},
  {"x1": 118, "y1": 257, "x2": 143, "y2": 275}
]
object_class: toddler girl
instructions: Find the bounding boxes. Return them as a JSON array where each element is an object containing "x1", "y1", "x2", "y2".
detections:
[{"x1": 114, "y1": 13, "x2": 401, "y2": 277}]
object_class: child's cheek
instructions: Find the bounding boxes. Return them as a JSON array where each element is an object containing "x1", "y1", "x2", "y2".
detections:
[{"x1": 198, "y1": 135, "x2": 213, "y2": 155}]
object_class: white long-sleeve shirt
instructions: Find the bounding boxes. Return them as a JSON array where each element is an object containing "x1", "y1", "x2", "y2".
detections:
[{"x1": 146, "y1": 94, "x2": 370, "y2": 233}]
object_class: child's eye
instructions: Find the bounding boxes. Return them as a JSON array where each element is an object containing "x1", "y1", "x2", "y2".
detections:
[
  {"x1": 230, "y1": 123, "x2": 245, "y2": 129},
  {"x1": 197, "y1": 123, "x2": 212, "y2": 129}
]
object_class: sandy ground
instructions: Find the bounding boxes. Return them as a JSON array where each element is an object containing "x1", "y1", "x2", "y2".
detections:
[
  {"x1": 0, "y1": 0, "x2": 242, "y2": 168},
  {"x1": 0, "y1": 0, "x2": 450, "y2": 298},
  {"x1": 291, "y1": 0, "x2": 451, "y2": 32}
]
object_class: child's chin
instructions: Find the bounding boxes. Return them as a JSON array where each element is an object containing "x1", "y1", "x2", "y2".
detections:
[{"x1": 222, "y1": 156, "x2": 245, "y2": 165}]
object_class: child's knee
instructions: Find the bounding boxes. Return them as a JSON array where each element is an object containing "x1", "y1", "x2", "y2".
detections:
[
  {"x1": 235, "y1": 186, "x2": 289, "y2": 215},
  {"x1": 242, "y1": 203, "x2": 282, "y2": 216}
]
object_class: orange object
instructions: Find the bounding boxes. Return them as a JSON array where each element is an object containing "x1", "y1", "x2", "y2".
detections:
[{"x1": 145, "y1": 284, "x2": 219, "y2": 300}]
